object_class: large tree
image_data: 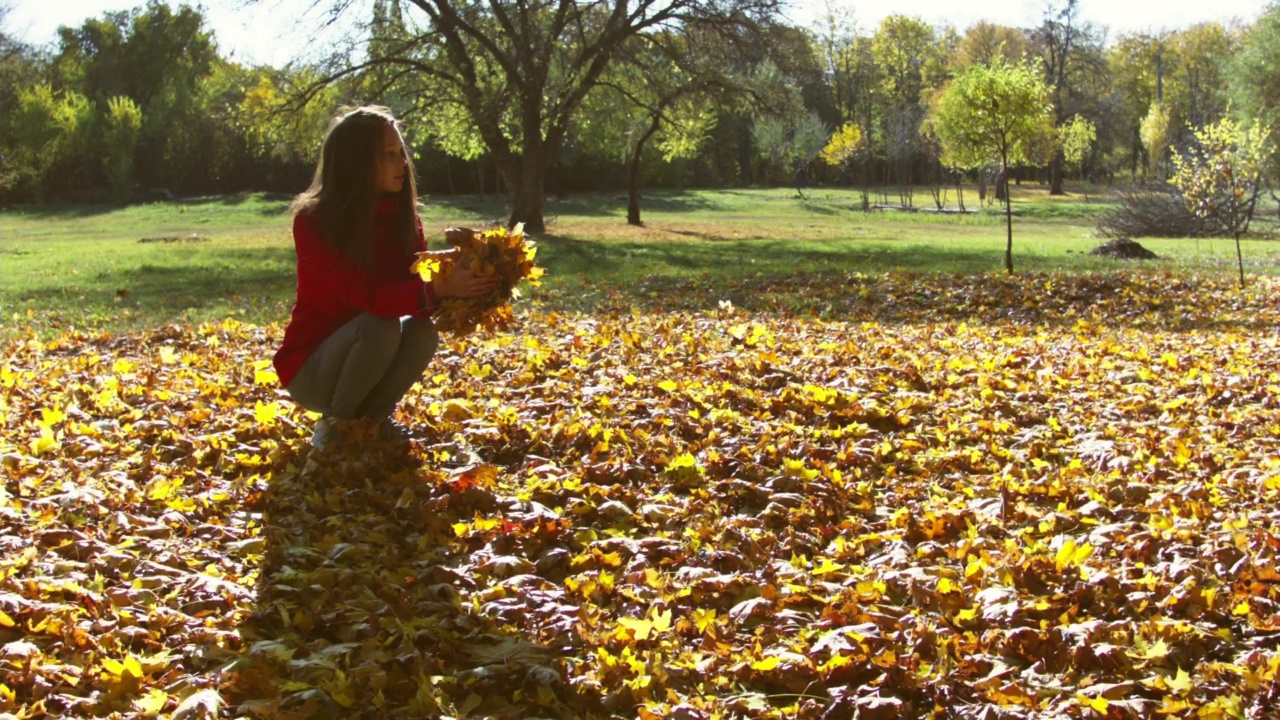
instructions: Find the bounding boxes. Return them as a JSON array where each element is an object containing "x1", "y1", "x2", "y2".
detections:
[
  {"x1": 1229, "y1": 3, "x2": 1280, "y2": 214},
  {"x1": 313, "y1": 0, "x2": 780, "y2": 233},
  {"x1": 1106, "y1": 32, "x2": 1163, "y2": 179},
  {"x1": 0, "y1": 3, "x2": 46, "y2": 199},
  {"x1": 1230, "y1": 4, "x2": 1280, "y2": 147},
  {"x1": 812, "y1": 10, "x2": 878, "y2": 207},
  {"x1": 1030, "y1": 0, "x2": 1105, "y2": 194},
  {"x1": 52, "y1": 0, "x2": 217, "y2": 191},
  {"x1": 870, "y1": 14, "x2": 946, "y2": 204}
]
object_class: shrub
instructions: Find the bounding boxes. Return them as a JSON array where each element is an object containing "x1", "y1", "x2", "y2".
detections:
[{"x1": 1094, "y1": 184, "x2": 1218, "y2": 239}]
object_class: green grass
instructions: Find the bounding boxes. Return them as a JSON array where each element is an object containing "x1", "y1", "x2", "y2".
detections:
[{"x1": 2, "y1": 186, "x2": 1277, "y2": 338}]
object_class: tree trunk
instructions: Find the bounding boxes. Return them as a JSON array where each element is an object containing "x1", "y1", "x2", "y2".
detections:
[
  {"x1": 502, "y1": 149, "x2": 551, "y2": 233},
  {"x1": 1049, "y1": 150, "x2": 1066, "y2": 195},
  {"x1": 1001, "y1": 158, "x2": 1014, "y2": 275},
  {"x1": 1235, "y1": 232, "x2": 1245, "y2": 288},
  {"x1": 737, "y1": 115, "x2": 754, "y2": 186},
  {"x1": 628, "y1": 116, "x2": 662, "y2": 226},
  {"x1": 865, "y1": 157, "x2": 875, "y2": 210},
  {"x1": 626, "y1": 162, "x2": 643, "y2": 226}
]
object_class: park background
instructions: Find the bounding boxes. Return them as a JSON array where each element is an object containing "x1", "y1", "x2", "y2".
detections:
[{"x1": 4, "y1": 2, "x2": 1280, "y2": 720}]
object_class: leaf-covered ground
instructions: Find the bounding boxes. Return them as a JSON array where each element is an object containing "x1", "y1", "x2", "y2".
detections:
[{"x1": 3, "y1": 271, "x2": 1280, "y2": 719}]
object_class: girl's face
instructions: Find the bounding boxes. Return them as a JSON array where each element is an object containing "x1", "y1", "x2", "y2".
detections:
[{"x1": 375, "y1": 124, "x2": 408, "y2": 194}]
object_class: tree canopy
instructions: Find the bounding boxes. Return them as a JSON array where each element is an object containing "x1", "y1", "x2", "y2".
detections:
[
  {"x1": 1, "y1": 1, "x2": 1276, "y2": 216},
  {"x1": 325, "y1": 0, "x2": 782, "y2": 232}
]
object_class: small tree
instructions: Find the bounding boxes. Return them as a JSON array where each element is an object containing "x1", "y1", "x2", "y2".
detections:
[
  {"x1": 930, "y1": 57, "x2": 1054, "y2": 274},
  {"x1": 1170, "y1": 117, "x2": 1272, "y2": 287},
  {"x1": 820, "y1": 121, "x2": 867, "y2": 208},
  {"x1": 752, "y1": 111, "x2": 829, "y2": 199},
  {"x1": 102, "y1": 95, "x2": 142, "y2": 203},
  {"x1": 819, "y1": 121, "x2": 863, "y2": 175},
  {"x1": 1058, "y1": 114, "x2": 1096, "y2": 181},
  {"x1": 1140, "y1": 102, "x2": 1171, "y2": 180},
  {"x1": 11, "y1": 85, "x2": 95, "y2": 201}
]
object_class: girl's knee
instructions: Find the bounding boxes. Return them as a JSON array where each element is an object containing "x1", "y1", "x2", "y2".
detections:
[
  {"x1": 403, "y1": 316, "x2": 439, "y2": 357},
  {"x1": 354, "y1": 314, "x2": 403, "y2": 353}
]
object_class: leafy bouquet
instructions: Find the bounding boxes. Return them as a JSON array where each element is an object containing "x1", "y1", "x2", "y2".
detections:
[{"x1": 411, "y1": 223, "x2": 544, "y2": 335}]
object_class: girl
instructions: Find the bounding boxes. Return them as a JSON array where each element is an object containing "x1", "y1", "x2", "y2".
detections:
[{"x1": 273, "y1": 106, "x2": 496, "y2": 449}]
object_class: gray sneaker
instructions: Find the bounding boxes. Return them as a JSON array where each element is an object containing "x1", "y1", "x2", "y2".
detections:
[{"x1": 311, "y1": 417, "x2": 340, "y2": 449}]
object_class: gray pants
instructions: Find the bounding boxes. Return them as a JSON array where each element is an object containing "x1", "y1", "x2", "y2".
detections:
[{"x1": 286, "y1": 313, "x2": 439, "y2": 420}]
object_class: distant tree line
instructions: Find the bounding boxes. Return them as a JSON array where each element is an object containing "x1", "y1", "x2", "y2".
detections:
[{"x1": 1, "y1": 0, "x2": 1277, "y2": 226}]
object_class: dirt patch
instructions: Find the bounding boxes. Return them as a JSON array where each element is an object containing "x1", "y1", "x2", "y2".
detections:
[
  {"x1": 139, "y1": 233, "x2": 209, "y2": 243},
  {"x1": 1088, "y1": 238, "x2": 1157, "y2": 260}
]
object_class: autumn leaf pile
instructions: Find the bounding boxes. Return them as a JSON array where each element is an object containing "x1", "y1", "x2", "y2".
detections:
[
  {"x1": 412, "y1": 224, "x2": 543, "y2": 336},
  {"x1": 4, "y1": 270, "x2": 1280, "y2": 719}
]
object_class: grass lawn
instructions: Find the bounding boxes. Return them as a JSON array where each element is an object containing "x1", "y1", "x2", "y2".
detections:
[{"x1": 3, "y1": 185, "x2": 1277, "y2": 338}]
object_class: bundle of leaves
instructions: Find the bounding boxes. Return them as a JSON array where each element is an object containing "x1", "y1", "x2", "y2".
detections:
[{"x1": 412, "y1": 223, "x2": 543, "y2": 335}]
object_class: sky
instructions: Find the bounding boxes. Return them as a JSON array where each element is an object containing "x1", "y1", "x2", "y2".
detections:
[
  {"x1": 6, "y1": 0, "x2": 1268, "y2": 68},
  {"x1": 6, "y1": 0, "x2": 372, "y2": 67},
  {"x1": 784, "y1": 0, "x2": 1265, "y2": 36}
]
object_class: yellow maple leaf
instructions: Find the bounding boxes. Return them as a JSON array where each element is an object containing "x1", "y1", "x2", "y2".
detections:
[
  {"x1": 1076, "y1": 693, "x2": 1108, "y2": 715},
  {"x1": 253, "y1": 400, "x2": 279, "y2": 426},
  {"x1": 650, "y1": 607, "x2": 672, "y2": 634},
  {"x1": 618, "y1": 616, "x2": 653, "y2": 641},
  {"x1": 812, "y1": 558, "x2": 846, "y2": 576},
  {"x1": 751, "y1": 656, "x2": 781, "y2": 671},
  {"x1": 39, "y1": 406, "x2": 66, "y2": 427},
  {"x1": 692, "y1": 608, "x2": 716, "y2": 635},
  {"x1": 132, "y1": 688, "x2": 169, "y2": 716},
  {"x1": 1140, "y1": 639, "x2": 1170, "y2": 660},
  {"x1": 1166, "y1": 667, "x2": 1193, "y2": 696}
]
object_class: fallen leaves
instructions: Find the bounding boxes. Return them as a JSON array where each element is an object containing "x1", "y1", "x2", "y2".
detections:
[{"x1": 2, "y1": 271, "x2": 1280, "y2": 718}]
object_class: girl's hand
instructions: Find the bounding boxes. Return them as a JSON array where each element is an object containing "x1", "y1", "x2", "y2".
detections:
[{"x1": 435, "y1": 264, "x2": 500, "y2": 299}]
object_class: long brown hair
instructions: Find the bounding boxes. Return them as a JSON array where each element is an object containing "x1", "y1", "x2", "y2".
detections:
[{"x1": 291, "y1": 106, "x2": 420, "y2": 269}]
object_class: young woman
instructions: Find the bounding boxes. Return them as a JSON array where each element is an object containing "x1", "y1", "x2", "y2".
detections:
[{"x1": 273, "y1": 106, "x2": 496, "y2": 449}]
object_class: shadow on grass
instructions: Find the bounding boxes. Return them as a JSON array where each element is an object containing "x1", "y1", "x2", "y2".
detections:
[
  {"x1": 427, "y1": 190, "x2": 728, "y2": 222},
  {"x1": 531, "y1": 252, "x2": 1279, "y2": 334},
  {"x1": 9, "y1": 246, "x2": 299, "y2": 325},
  {"x1": 7, "y1": 193, "x2": 294, "y2": 221},
  {"x1": 174, "y1": 193, "x2": 293, "y2": 215},
  {"x1": 6, "y1": 202, "x2": 124, "y2": 219},
  {"x1": 536, "y1": 234, "x2": 1000, "y2": 278}
]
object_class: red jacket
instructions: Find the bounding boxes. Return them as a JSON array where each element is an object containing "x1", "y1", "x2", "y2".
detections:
[{"x1": 273, "y1": 198, "x2": 436, "y2": 388}]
